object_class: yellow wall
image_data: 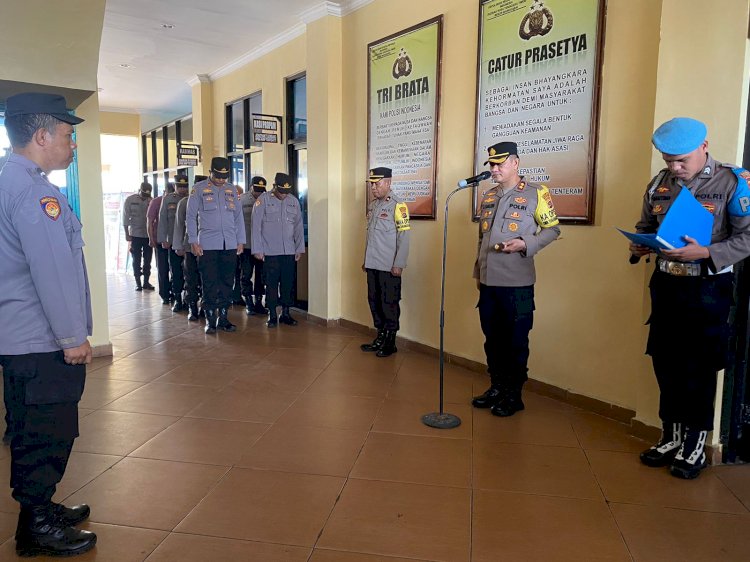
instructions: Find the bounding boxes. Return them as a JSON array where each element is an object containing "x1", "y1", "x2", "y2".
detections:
[{"x1": 99, "y1": 111, "x2": 141, "y2": 137}]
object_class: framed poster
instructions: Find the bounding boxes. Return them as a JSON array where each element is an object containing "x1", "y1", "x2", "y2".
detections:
[
  {"x1": 473, "y1": 0, "x2": 605, "y2": 223},
  {"x1": 368, "y1": 15, "x2": 443, "y2": 219}
]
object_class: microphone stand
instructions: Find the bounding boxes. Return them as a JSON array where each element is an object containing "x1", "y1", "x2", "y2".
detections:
[{"x1": 421, "y1": 180, "x2": 475, "y2": 429}]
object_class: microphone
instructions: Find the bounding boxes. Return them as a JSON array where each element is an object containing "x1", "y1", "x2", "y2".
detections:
[{"x1": 457, "y1": 170, "x2": 491, "y2": 188}]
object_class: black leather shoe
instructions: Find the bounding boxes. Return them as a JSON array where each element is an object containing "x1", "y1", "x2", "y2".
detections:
[
  {"x1": 253, "y1": 299, "x2": 268, "y2": 314},
  {"x1": 135, "y1": 285, "x2": 143, "y2": 292},
  {"x1": 171, "y1": 298, "x2": 185, "y2": 313},
  {"x1": 279, "y1": 307, "x2": 298, "y2": 326},
  {"x1": 490, "y1": 395, "x2": 525, "y2": 417},
  {"x1": 16, "y1": 505, "x2": 97, "y2": 558},
  {"x1": 471, "y1": 386, "x2": 503, "y2": 408},
  {"x1": 361, "y1": 329, "x2": 386, "y2": 352},
  {"x1": 217, "y1": 308, "x2": 237, "y2": 332},
  {"x1": 51, "y1": 502, "x2": 90, "y2": 527},
  {"x1": 204, "y1": 309, "x2": 217, "y2": 334},
  {"x1": 142, "y1": 282, "x2": 155, "y2": 290},
  {"x1": 187, "y1": 302, "x2": 199, "y2": 322},
  {"x1": 245, "y1": 303, "x2": 256, "y2": 316},
  {"x1": 267, "y1": 313, "x2": 278, "y2": 328},
  {"x1": 375, "y1": 330, "x2": 398, "y2": 357},
  {"x1": 161, "y1": 297, "x2": 170, "y2": 305}
]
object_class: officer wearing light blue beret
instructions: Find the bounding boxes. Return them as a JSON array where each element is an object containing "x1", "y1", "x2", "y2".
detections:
[
  {"x1": 631, "y1": 117, "x2": 750, "y2": 480},
  {"x1": 0, "y1": 92, "x2": 97, "y2": 555}
]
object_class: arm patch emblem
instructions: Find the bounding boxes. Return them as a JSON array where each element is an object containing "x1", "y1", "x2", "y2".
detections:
[
  {"x1": 40, "y1": 196, "x2": 61, "y2": 221},
  {"x1": 394, "y1": 202, "x2": 410, "y2": 232}
]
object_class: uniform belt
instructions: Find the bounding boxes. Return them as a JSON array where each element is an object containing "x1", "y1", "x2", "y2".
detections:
[{"x1": 656, "y1": 258, "x2": 733, "y2": 277}]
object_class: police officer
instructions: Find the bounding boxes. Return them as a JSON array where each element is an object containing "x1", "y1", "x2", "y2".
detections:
[
  {"x1": 174, "y1": 176, "x2": 207, "y2": 321},
  {"x1": 187, "y1": 158, "x2": 245, "y2": 333},
  {"x1": 471, "y1": 142, "x2": 560, "y2": 417},
  {"x1": 252, "y1": 172, "x2": 305, "y2": 327},
  {"x1": 239, "y1": 176, "x2": 269, "y2": 316},
  {"x1": 148, "y1": 184, "x2": 174, "y2": 304},
  {"x1": 0, "y1": 93, "x2": 97, "y2": 556},
  {"x1": 632, "y1": 118, "x2": 750, "y2": 479},
  {"x1": 158, "y1": 174, "x2": 189, "y2": 312},
  {"x1": 360, "y1": 167, "x2": 410, "y2": 357},
  {"x1": 122, "y1": 181, "x2": 153, "y2": 291}
]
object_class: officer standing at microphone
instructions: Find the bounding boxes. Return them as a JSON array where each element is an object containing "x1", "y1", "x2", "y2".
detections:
[
  {"x1": 471, "y1": 141, "x2": 560, "y2": 417},
  {"x1": 186, "y1": 158, "x2": 245, "y2": 334},
  {"x1": 158, "y1": 174, "x2": 189, "y2": 312}
]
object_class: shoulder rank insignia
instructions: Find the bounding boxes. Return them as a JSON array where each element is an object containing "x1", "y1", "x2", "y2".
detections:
[
  {"x1": 516, "y1": 182, "x2": 526, "y2": 191},
  {"x1": 40, "y1": 196, "x2": 61, "y2": 221},
  {"x1": 514, "y1": 197, "x2": 527, "y2": 204},
  {"x1": 656, "y1": 186, "x2": 670, "y2": 193},
  {"x1": 254, "y1": 199, "x2": 262, "y2": 207}
]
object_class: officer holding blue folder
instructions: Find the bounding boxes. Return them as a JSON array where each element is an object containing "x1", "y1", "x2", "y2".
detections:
[{"x1": 630, "y1": 117, "x2": 750, "y2": 479}]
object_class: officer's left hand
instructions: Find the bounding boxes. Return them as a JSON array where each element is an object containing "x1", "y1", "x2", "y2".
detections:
[
  {"x1": 64, "y1": 340, "x2": 92, "y2": 365},
  {"x1": 391, "y1": 267, "x2": 403, "y2": 277},
  {"x1": 295, "y1": 253, "x2": 302, "y2": 262},
  {"x1": 237, "y1": 244, "x2": 244, "y2": 255},
  {"x1": 501, "y1": 238, "x2": 527, "y2": 253},
  {"x1": 175, "y1": 249, "x2": 185, "y2": 257},
  {"x1": 661, "y1": 236, "x2": 710, "y2": 262}
]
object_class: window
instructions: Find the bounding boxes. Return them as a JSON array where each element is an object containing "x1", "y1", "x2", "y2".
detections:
[
  {"x1": 225, "y1": 92, "x2": 263, "y2": 191},
  {"x1": 141, "y1": 115, "x2": 194, "y2": 195},
  {"x1": 287, "y1": 75, "x2": 308, "y2": 243}
]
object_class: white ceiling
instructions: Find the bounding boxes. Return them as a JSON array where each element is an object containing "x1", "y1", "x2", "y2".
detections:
[{"x1": 97, "y1": 0, "x2": 357, "y2": 117}]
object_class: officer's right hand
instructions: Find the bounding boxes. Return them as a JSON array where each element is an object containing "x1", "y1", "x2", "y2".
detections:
[
  {"x1": 149, "y1": 239, "x2": 156, "y2": 248},
  {"x1": 175, "y1": 249, "x2": 185, "y2": 257},
  {"x1": 629, "y1": 243, "x2": 652, "y2": 257},
  {"x1": 476, "y1": 279, "x2": 481, "y2": 291},
  {"x1": 161, "y1": 242, "x2": 170, "y2": 250},
  {"x1": 64, "y1": 340, "x2": 92, "y2": 366},
  {"x1": 191, "y1": 243, "x2": 203, "y2": 256},
  {"x1": 253, "y1": 253, "x2": 264, "y2": 261}
]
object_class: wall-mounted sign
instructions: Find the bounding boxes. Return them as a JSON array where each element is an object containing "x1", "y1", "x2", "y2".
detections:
[
  {"x1": 473, "y1": 0, "x2": 605, "y2": 223},
  {"x1": 177, "y1": 143, "x2": 200, "y2": 167},
  {"x1": 368, "y1": 15, "x2": 443, "y2": 220},
  {"x1": 252, "y1": 113, "x2": 282, "y2": 144}
]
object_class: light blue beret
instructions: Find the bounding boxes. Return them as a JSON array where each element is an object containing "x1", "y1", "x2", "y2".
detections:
[{"x1": 652, "y1": 117, "x2": 707, "y2": 155}]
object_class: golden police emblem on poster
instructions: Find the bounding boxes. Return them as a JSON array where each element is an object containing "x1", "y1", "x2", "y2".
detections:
[
  {"x1": 368, "y1": 16, "x2": 443, "y2": 219},
  {"x1": 474, "y1": 0, "x2": 605, "y2": 223}
]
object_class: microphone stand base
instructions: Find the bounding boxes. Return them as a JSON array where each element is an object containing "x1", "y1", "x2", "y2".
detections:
[{"x1": 421, "y1": 412, "x2": 462, "y2": 429}]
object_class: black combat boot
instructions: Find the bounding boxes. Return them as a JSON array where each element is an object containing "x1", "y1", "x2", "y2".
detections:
[
  {"x1": 134, "y1": 276, "x2": 143, "y2": 291},
  {"x1": 204, "y1": 309, "x2": 218, "y2": 334},
  {"x1": 217, "y1": 308, "x2": 237, "y2": 332},
  {"x1": 361, "y1": 329, "x2": 386, "y2": 352},
  {"x1": 279, "y1": 306, "x2": 298, "y2": 326},
  {"x1": 670, "y1": 428, "x2": 708, "y2": 479},
  {"x1": 490, "y1": 385, "x2": 525, "y2": 417},
  {"x1": 50, "y1": 502, "x2": 90, "y2": 527},
  {"x1": 245, "y1": 298, "x2": 256, "y2": 316},
  {"x1": 472, "y1": 383, "x2": 503, "y2": 408},
  {"x1": 171, "y1": 295, "x2": 185, "y2": 313},
  {"x1": 187, "y1": 302, "x2": 199, "y2": 322},
  {"x1": 267, "y1": 311, "x2": 278, "y2": 328},
  {"x1": 640, "y1": 422, "x2": 682, "y2": 467},
  {"x1": 376, "y1": 330, "x2": 398, "y2": 357},
  {"x1": 253, "y1": 297, "x2": 268, "y2": 314},
  {"x1": 142, "y1": 276, "x2": 155, "y2": 290},
  {"x1": 15, "y1": 504, "x2": 97, "y2": 557}
]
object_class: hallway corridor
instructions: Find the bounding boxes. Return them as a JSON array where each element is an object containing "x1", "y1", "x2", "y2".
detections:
[{"x1": 1, "y1": 274, "x2": 750, "y2": 561}]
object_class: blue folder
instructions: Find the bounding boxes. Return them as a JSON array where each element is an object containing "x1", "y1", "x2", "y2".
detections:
[{"x1": 618, "y1": 187, "x2": 713, "y2": 251}]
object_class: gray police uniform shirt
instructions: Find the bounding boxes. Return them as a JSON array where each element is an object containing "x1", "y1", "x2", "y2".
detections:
[
  {"x1": 186, "y1": 179, "x2": 246, "y2": 251},
  {"x1": 239, "y1": 191, "x2": 259, "y2": 250},
  {"x1": 636, "y1": 154, "x2": 750, "y2": 271},
  {"x1": 157, "y1": 191, "x2": 187, "y2": 245},
  {"x1": 122, "y1": 192, "x2": 151, "y2": 239},
  {"x1": 474, "y1": 178, "x2": 560, "y2": 287},
  {"x1": 0, "y1": 153, "x2": 92, "y2": 354},
  {"x1": 364, "y1": 192, "x2": 411, "y2": 271},
  {"x1": 172, "y1": 196, "x2": 192, "y2": 254},
  {"x1": 251, "y1": 191, "x2": 305, "y2": 256}
]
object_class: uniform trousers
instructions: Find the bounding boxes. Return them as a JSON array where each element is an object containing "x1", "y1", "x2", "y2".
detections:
[
  {"x1": 198, "y1": 249, "x2": 237, "y2": 309},
  {"x1": 155, "y1": 245, "x2": 171, "y2": 300},
  {"x1": 265, "y1": 255, "x2": 296, "y2": 311},
  {"x1": 182, "y1": 252, "x2": 201, "y2": 305},
  {"x1": 130, "y1": 237, "x2": 152, "y2": 280},
  {"x1": 232, "y1": 257, "x2": 243, "y2": 302},
  {"x1": 366, "y1": 268, "x2": 402, "y2": 331},
  {"x1": 647, "y1": 270, "x2": 734, "y2": 431},
  {"x1": 240, "y1": 250, "x2": 265, "y2": 300},
  {"x1": 0, "y1": 352, "x2": 84, "y2": 507},
  {"x1": 168, "y1": 250, "x2": 185, "y2": 300},
  {"x1": 478, "y1": 284, "x2": 535, "y2": 390}
]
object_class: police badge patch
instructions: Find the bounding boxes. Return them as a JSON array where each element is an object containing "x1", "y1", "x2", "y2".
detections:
[{"x1": 40, "y1": 196, "x2": 61, "y2": 221}]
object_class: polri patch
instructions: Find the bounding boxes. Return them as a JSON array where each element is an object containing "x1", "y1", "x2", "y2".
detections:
[{"x1": 40, "y1": 196, "x2": 61, "y2": 221}]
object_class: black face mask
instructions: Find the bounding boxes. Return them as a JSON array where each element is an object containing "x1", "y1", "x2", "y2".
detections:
[
  {"x1": 139, "y1": 190, "x2": 151, "y2": 198},
  {"x1": 253, "y1": 188, "x2": 266, "y2": 195}
]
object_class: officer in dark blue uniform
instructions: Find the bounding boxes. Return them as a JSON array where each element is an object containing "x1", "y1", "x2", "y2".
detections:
[{"x1": 0, "y1": 93, "x2": 97, "y2": 556}]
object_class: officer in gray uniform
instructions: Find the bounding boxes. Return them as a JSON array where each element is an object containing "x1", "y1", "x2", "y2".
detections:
[
  {"x1": 187, "y1": 158, "x2": 245, "y2": 333},
  {"x1": 631, "y1": 118, "x2": 750, "y2": 479},
  {"x1": 471, "y1": 142, "x2": 560, "y2": 417},
  {"x1": 0, "y1": 93, "x2": 97, "y2": 557},
  {"x1": 158, "y1": 174, "x2": 189, "y2": 312},
  {"x1": 360, "y1": 167, "x2": 410, "y2": 357},
  {"x1": 252, "y1": 172, "x2": 305, "y2": 327},
  {"x1": 174, "y1": 176, "x2": 207, "y2": 321},
  {"x1": 122, "y1": 182, "x2": 153, "y2": 291},
  {"x1": 239, "y1": 176, "x2": 268, "y2": 316}
]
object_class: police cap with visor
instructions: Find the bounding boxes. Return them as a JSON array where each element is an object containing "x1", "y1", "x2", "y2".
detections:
[{"x1": 4, "y1": 92, "x2": 84, "y2": 125}]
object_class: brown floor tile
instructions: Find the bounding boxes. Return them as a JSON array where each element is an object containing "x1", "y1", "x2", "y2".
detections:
[
  {"x1": 387, "y1": 371, "x2": 474, "y2": 404},
  {"x1": 0, "y1": 510, "x2": 16, "y2": 543},
  {"x1": 473, "y1": 491, "x2": 630, "y2": 562},
  {"x1": 310, "y1": 551, "x2": 428, "y2": 562},
  {"x1": 262, "y1": 347, "x2": 341, "y2": 369},
  {"x1": 87, "y1": 357, "x2": 179, "y2": 382},
  {"x1": 275, "y1": 393, "x2": 383, "y2": 431},
  {"x1": 713, "y1": 464, "x2": 750, "y2": 511},
  {"x1": 473, "y1": 406, "x2": 580, "y2": 447},
  {"x1": 146, "y1": 533, "x2": 311, "y2": 561},
  {"x1": 318, "y1": 479, "x2": 470, "y2": 562},
  {"x1": 65, "y1": 457, "x2": 228, "y2": 531},
  {"x1": 130, "y1": 417, "x2": 269, "y2": 465},
  {"x1": 230, "y1": 362, "x2": 324, "y2": 393},
  {"x1": 570, "y1": 411, "x2": 650, "y2": 453},
  {"x1": 78, "y1": 379, "x2": 145, "y2": 409},
  {"x1": 473, "y1": 441, "x2": 603, "y2": 500},
  {"x1": 102, "y1": 382, "x2": 216, "y2": 416},
  {"x1": 612, "y1": 502, "x2": 750, "y2": 562},
  {"x1": 74, "y1": 410, "x2": 178, "y2": 456},
  {"x1": 186, "y1": 385, "x2": 298, "y2": 423},
  {"x1": 176, "y1": 468, "x2": 344, "y2": 546},
  {"x1": 587, "y1": 449, "x2": 747, "y2": 513},
  {"x1": 152, "y1": 362, "x2": 239, "y2": 388},
  {"x1": 351, "y1": 432, "x2": 471, "y2": 488},
  {"x1": 237, "y1": 424, "x2": 367, "y2": 476},
  {"x1": 325, "y1": 350, "x2": 403, "y2": 375},
  {"x1": 0, "y1": 461, "x2": 17, "y2": 514},
  {"x1": 53, "y1": 452, "x2": 122, "y2": 502},
  {"x1": 305, "y1": 369, "x2": 396, "y2": 399},
  {"x1": 371, "y1": 399, "x2": 473, "y2": 440}
]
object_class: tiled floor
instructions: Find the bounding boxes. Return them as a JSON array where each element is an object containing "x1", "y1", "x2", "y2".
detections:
[{"x1": 1, "y1": 274, "x2": 750, "y2": 560}]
